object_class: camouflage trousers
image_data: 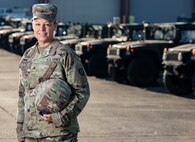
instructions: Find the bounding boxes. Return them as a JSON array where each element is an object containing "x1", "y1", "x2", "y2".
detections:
[{"x1": 24, "y1": 133, "x2": 78, "y2": 142}]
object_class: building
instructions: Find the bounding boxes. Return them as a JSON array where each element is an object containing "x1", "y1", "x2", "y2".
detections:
[{"x1": 0, "y1": 0, "x2": 194, "y2": 24}]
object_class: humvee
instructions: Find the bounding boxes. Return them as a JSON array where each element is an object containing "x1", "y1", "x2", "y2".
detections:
[
  {"x1": 9, "y1": 19, "x2": 33, "y2": 55},
  {"x1": 162, "y1": 23, "x2": 195, "y2": 95},
  {"x1": 75, "y1": 23, "x2": 144, "y2": 77},
  {"x1": 107, "y1": 22, "x2": 193, "y2": 87}
]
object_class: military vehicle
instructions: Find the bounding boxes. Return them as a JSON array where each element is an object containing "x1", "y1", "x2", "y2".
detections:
[
  {"x1": 9, "y1": 20, "x2": 33, "y2": 55},
  {"x1": 19, "y1": 34, "x2": 37, "y2": 55},
  {"x1": 0, "y1": 25, "x2": 12, "y2": 30},
  {"x1": 0, "y1": 16, "x2": 13, "y2": 30},
  {"x1": 0, "y1": 15, "x2": 8, "y2": 26},
  {"x1": 60, "y1": 24, "x2": 106, "y2": 50},
  {"x1": 60, "y1": 37, "x2": 93, "y2": 50},
  {"x1": 107, "y1": 22, "x2": 194, "y2": 87},
  {"x1": 54, "y1": 22, "x2": 79, "y2": 41},
  {"x1": 0, "y1": 28, "x2": 23, "y2": 50},
  {"x1": 0, "y1": 17, "x2": 25, "y2": 50},
  {"x1": 75, "y1": 23, "x2": 143, "y2": 77},
  {"x1": 162, "y1": 25, "x2": 195, "y2": 95}
]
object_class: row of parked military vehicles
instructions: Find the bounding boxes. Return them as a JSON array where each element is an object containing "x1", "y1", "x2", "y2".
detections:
[{"x1": 1, "y1": 16, "x2": 195, "y2": 96}]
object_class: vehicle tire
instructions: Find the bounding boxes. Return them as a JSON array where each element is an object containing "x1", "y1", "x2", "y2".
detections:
[
  {"x1": 79, "y1": 55, "x2": 88, "y2": 74},
  {"x1": 163, "y1": 70, "x2": 193, "y2": 95},
  {"x1": 88, "y1": 54, "x2": 108, "y2": 78},
  {"x1": 127, "y1": 55, "x2": 159, "y2": 86},
  {"x1": 19, "y1": 46, "x2": 25, "y2": 56},
  {"x1": 109, "y1": 63, "x2": 125, "y2": 83}
]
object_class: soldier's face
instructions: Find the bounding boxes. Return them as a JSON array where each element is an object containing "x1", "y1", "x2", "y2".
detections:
[{"x1": 32, "y1": 18, "x2": 57, "y2": 44}]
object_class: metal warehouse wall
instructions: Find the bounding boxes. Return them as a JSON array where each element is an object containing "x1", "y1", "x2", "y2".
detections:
[
  {"x1": 50, "y1": 0, "x2": 120, "y2": 24},
  {"x1": 0, "y1": 0, "x2": 37, "y2": 9},
  {"x1": 0, "y1": 0, "x2": 194, "y2": 24},
  {"x1": 50, "y1": 0, "x2": 194, "y2": 24},
  {"x1": 131, "y1": 0, "x2": 194, "y2": 23}
]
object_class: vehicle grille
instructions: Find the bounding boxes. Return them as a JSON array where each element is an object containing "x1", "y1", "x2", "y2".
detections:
[
  {"x1": 166, "y1": 53, "x2": 178, "y2": 61},
  {"x1": 107, "y1": 48, "x2": 126, "y2": 59},
  {"x1": 166, "y1": 52, "x2": 191, "y2": 63},
  {"x1": 109, "y1": 49, "x2": 117, "y2": 56}
]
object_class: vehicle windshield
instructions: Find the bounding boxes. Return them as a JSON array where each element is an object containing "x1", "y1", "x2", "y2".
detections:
[
  {"x1": 57, "y1": 26, "x2": 66, "y2": 36},
  {"x1": 67, "y1": 24, "x2": 82, "y2": 36},
  {"x1": 153, "y1": 27, "x2": 175, "y2": 40},
  {"x1": 26, "y1": 23, "x2": 32, "y2": 31},
  {"x1": 131, "y1": 30, "x2": 144, "y2": 40},
  {"x1": 112, "y1": 28, "x2": 123, "y2": 37},
  {"x1": 179, "y1": 30, "x2": 195, "y2": 43},
  {"x1": 10, "y1": 20, "x2": 22, "y2": 28},
  {"x1": 154, "y1": 30, "x2": 175, "y2": 40}
]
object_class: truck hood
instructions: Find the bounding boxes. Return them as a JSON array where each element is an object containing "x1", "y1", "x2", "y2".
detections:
[
  {"x1": 21, "y1": 34, "x2": 35, "y2": 39},
  {"x1": 0, "y1": 28, "x2": 22, "y2": 34},
  {"x1": 80, "y1": 37, "x2": 127, "y2": 46},
  {"x1": 168, "y1": 43, "x2": 195, "y2": 52},
  {"x1": 111, "y1": 40, "x2": 173, "y2": 49},
  {"x1": 61, "y1": 37, "x2": 94, "y2": 45},
  {"x1": 10, "y1": 31, "x2": 33, "y2": 37}
]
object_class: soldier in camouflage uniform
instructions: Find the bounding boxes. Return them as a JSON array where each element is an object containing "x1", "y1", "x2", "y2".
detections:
[{"x1": 16, "y1": 3, "x2": 90, "y2": 142}]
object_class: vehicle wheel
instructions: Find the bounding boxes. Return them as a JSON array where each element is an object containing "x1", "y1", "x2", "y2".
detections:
[
  {"x1": 79, "y1": 55, "x2": 88, "y2": 74},
  {"x1": 109, "y1": 64, "x2": 125, "y2": 83},
  {"x1": 10, "y1": 45, "x2": 13, "y2": 53},
  {"x1": 19, "y1": 46, "x2": 25, "y2": 56},
  {"x1": 88, "y1": 54, "x2": 108, "y2": 78},
  {"x1": 163, "y1": 70, "x2": 193, "y2": 95},
  {"x1": 127, "y1": 55, "x2": 159, "y2": 86}
]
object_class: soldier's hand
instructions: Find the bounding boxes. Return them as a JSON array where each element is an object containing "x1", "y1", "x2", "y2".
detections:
[{"x1": 41, "y1": 114, "x2": 53, "y2": 123}]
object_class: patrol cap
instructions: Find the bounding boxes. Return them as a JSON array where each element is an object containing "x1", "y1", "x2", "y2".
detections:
[{"x1": 32, "y1": 3, "x2": 58, "y2": 22}]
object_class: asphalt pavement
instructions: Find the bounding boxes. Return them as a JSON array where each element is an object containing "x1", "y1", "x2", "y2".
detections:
[{"x1": 1, "y1": 48, "x2": 195, "y2": 142}]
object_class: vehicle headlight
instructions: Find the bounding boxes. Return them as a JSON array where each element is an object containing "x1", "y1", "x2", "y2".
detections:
[
  {"x1": 107, "y1": 48, "x2": 110, "y2": 55},
  {"x1": 178, "y1": 52, "x2": 182, "y2": 61},
  {"x1": 9, "y1": 37, "x2": 13, "y2": 43},
  {"x1": 162, "y1": 52, "x2": 167, "y2": 61},
  {"x1": 116, "y1": 49, "x2": 120, "y2": 56}
]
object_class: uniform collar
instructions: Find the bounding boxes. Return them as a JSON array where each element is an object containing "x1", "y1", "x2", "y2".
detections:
[{"x1": 30, "y1": 38, "x2": 60, "y2": 57}]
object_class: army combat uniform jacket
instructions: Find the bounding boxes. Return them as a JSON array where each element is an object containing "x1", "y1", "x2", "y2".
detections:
[{"x1": 16, "y1": 39, "x2": 90, "y2": 139}]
